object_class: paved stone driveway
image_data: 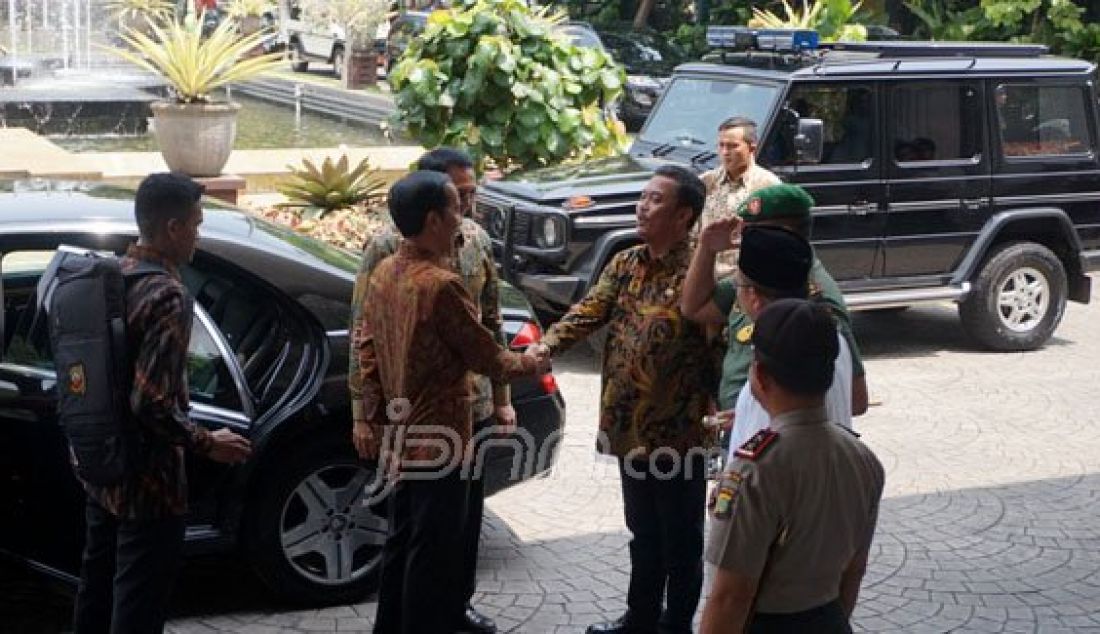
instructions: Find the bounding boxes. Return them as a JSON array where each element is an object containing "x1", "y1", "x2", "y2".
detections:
[{"x1": 4, "y1": 298, "x2": 1100, "y2": 633}]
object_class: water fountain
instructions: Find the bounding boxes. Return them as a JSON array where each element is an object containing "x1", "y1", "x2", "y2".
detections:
[
  {"x1": 1, "y1": 1, "x2": 159, "y2": 136},
  {"x1": 0, "y1": 2, "x2": 392, "y2": 151}
]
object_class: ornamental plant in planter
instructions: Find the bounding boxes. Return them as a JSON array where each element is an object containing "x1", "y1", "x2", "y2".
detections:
[
  {"x1": 106, "y1": 0, "x2": 177, "y2": 38},
  {"x1": 297, "y1": 0, "x2": 389, "y2": 89},
  {"x1": 226, "y1": 0, "x2": 275, "y2": 36},
  {"x1": 110, "y1": 12, "x2": 283, "y2": 177}
]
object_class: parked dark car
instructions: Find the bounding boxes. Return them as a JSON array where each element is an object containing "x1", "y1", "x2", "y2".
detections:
[
  {"x1": 595, "y1": 26, "x2": 688, "y2": 129},
  {"x1": 0, "y1": 183, "x2": 565, "y2": 605},
  {"x1": 475, "y1": 31, "x2": 1100, "y2": 352},
  {"x1": 385, "y1": 10, "x2": 430, "y2": 75}
]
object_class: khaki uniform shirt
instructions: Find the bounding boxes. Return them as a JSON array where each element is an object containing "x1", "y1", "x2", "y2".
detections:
[
  {"x1": 697, "y1": 164, "x2": 781, "y2": 279},
  {"x1": 705, "y1": 407, "x2": 884, "y2": 614}
]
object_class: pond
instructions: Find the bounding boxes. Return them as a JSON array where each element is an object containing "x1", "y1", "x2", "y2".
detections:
[{"x1": 50, "y1": 93, "x2": 395, "y2": 153}]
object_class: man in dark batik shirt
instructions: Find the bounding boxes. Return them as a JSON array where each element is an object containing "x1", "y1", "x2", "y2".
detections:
[
  {"x1": 352, "y1": 171, "x2": 549, "y2": 634},
  {"x1": 73, "y1": 173, "x2": 252, "y2": 634},
  {"x1": 529, "y1": 165, "x2": 716, "y2": 634}
]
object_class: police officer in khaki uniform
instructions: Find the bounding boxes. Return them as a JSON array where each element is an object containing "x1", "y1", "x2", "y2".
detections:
[{"x1": 700, "y1": 299, "x2": 885, "y2": 634}]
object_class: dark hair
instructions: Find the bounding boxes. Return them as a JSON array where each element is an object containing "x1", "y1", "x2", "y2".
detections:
[
  {"x1": 388, "y1": 170, "x2": 452, "y2": 237},
  {"x1": 416, "y1": 147, "x2": 474, "y2": 174},
  {"x1": 718, "y1": 116, "x2": 759, "y2": 144},
  {"x1": 652, "y1": 164, "x2": 705, "y2": 224},
  {"x1": 133, "y1": 172, "x2": 204, "y2": 239}
]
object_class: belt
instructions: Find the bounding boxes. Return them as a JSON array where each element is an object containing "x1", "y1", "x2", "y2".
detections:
[{"x1": 750, "y1": 599, "x2": 851, "y2": 634}]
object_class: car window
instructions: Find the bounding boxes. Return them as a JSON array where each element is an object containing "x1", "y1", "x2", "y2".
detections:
[
  {"x1": 183, "y1": 256, "x2": 307, "y2": 405},
  {"x1": 996, "y1": 84, "x2": 1093, "y2": 157},
  {"x1": 640, "y1": 77, "x2": 780, "y2": 149},
  {"x1": 768, "y1": 83, "x2": 875, "y2": 166},
  {"x1": 1, "y1": 250, "x2": 244, "y2": 412},
  {"x1": 892, "y1": 82, "x2": 982, "y2": 164},
  {"x1": 555, "y1": 24, "x2": 603, "y2": 50},
  {"x1": 2, "y1": 251, "x2": 53, "y2": 371},
  {"x1": 188, "y1": 312, "x2": 244, "y2": 412},
  {"x1": 600, "y1": 32, "x2": 686, "y2": 76}
]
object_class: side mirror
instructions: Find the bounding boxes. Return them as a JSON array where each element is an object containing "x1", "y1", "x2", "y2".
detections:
[{"x1": 795, "y1": 118, "x2": 824, "y2": 164}]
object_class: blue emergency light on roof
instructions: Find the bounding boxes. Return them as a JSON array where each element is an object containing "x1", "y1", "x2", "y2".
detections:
[{"x1": 706, "y1": 27, "x2": 820, "y2": 53}]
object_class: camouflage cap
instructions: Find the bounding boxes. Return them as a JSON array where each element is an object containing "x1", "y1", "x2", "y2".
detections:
[{"x1": 737, "y1": 183, "x2": 815, "y2": 222}]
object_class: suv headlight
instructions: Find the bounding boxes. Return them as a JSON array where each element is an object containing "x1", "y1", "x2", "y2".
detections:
[{"x1": 534, "y1": 215, "x2": 565, "y2": 249}]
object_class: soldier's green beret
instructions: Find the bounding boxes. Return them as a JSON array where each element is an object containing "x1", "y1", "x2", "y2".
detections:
[{"x1": 737, "y1": 183, "x2": 815, "y2": 221}]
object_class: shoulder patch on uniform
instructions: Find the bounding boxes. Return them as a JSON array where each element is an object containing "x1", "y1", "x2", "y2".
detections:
[
  {"x1": 735, "y1": 324, "x2": 754, "y2": 343},
  {"x1": 712, "y1": 472, "x2": 743, "y2": 519},
  {"x1": 735, "y1": 429, "x2": 779, "y2": 460}
]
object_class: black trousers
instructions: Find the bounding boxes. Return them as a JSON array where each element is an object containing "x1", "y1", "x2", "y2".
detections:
[
  {"x1": 618, "y1": 453, "x2": 707, "y2": 634},
  {"x1": 750, "y1": 599, "x2": 852, "y2": 633},
  {"x1": 72, "y1": 497, "x2": 186, "y2": 634},
  {"x1": 373, "y1": 468, "x2": 470, "y2": 634},
  {"x1": 459, "y1": 417, "x2": 492, "y2": 608}
]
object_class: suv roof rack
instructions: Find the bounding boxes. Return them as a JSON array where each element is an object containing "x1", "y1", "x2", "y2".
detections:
[{"x1": 822, "y1": 41, "x2": 1048, "y2": 58}]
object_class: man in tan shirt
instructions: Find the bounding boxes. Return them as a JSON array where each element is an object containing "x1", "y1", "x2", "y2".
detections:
[
  {"x1": 700, "y1": 299, "x2": 884, "y2": 634},
  {"x1": 698, "y1": 116, "x2": 780, "y2": 279}
]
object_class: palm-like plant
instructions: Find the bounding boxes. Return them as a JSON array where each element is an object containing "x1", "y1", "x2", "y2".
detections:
[
  {"x1": 106, "y1": 0, "x2": 177, "y2": 25},
  {"x1": 278, "y1": 155, "x2": 387, "y2": 217},
  {"x1": 225, "y1": 0, "x2": 275, "y2": 20},
  {"x1": 750, "y1": 0, "x2": 868, "y2": 42},
  {"x1": 109, "y1": 11, "x2": 283, "y2": 103}
]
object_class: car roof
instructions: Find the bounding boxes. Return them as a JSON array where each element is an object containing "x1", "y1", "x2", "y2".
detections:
[
  {"x1": 0, "y1": 184, "x2": 358, "y2": 297},
  {"x1": 677, "y1": 48, "x2": 1095, "y2": 80}
]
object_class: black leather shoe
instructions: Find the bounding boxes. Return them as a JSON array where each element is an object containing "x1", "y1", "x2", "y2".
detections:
[
  {"x1": 586, "y1": 615, "x2": 657, "y2": 634},
  {"x1": 456, "y1": 605, "x2": 497, "y2": 634}
]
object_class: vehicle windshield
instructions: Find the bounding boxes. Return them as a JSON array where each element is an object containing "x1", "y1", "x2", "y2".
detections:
[
  {"x1": 601, "y1": 32, "x2": 688, "y2": 76},
  {"x1": 556, "y1": 24, "x2": 603, "y2": 50},
  {"x1": 637, "y1": 77, "x2": 781, "y2": 149}
]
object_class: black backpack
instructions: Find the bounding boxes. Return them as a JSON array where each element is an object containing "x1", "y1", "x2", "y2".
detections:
[{"x1": 41, "y1": 247, "x2": 161, "y2": 486}]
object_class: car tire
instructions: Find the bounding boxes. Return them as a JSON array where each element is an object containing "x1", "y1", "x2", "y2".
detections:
[
  {"x1": 288, "y1": 41, "x2": 308, "y2": 72},
  {"x1": 959, "y1": 241, "x2": 1067, "y2": 351},
  {"x1": 246, "y1": 437, "x2": 389, "y2": 606},
  {"x1": 332, "y1": 47, "x2": 345, "y2": 79}
]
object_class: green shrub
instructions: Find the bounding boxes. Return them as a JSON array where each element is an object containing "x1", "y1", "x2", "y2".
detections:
[{"x1": 388, "y1": 0, "x2": 628, "y2": 172}]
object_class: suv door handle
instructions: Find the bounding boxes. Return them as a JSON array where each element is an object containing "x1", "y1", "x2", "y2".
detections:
[
  {"x1": 848, "y1": 201, "x2": 876, "y2": 216},
  {"x1": 961, "y1": 197, "x2": 989, "y2": 211}
]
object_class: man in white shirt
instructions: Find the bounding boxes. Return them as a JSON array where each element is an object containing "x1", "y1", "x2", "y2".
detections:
[{"x1": 722, "y1": 225, "x2": 857, "y2": 462}]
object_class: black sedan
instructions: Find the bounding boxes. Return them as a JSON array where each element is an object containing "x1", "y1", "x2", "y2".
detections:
[{"x1": 0, "y1": 183, "x2": 565, "y2": 605}]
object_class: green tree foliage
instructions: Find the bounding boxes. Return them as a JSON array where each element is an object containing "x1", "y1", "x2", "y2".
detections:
[
  {"x1": 905, "y1": 0, "x2": 1099, "y2": 62},
  {"x1": 388, "y1": 0, "x2": 628, "y2": 172},
  {"x1": 750, "y1": 0, "x2": 868, "y2": 41}
]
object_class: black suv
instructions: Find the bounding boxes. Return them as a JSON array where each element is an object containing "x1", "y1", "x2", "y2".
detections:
[{"x1": 475, "y1": 30, "x2": 1100, "y2": 351}]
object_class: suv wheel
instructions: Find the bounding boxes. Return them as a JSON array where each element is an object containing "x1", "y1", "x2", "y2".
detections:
[
  {"x1": 332, "y1": 47, "x2": 345, "y2": 79},
  {"x1": 288, "y1": 40, "x2": 308, "y2": 72},
  {"x1": 247, "y1": 438, "x2": 389, "y2": 605},
  {"x1": 959, "y1": 241, "x2": 1067, "y2": 351}
]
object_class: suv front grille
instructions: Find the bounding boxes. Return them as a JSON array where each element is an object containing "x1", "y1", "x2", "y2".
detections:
[{"x1": 476, "y1": 200, "x2": 531, "y2": 246}]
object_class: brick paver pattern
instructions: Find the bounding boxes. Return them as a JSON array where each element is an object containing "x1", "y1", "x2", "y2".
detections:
[{"x1": 166, "y1": 297, "x2": 1100, "y2": 633}]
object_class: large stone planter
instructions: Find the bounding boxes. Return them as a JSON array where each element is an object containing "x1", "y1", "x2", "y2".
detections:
[
  {"x1": 342, "y1": 49, "x2": 378, "y2": 90},
  {"x1": 150, "y1": 101, "x2": 240, "y2": 177}
]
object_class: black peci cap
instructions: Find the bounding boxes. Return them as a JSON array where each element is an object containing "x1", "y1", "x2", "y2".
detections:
[
  {"x1": 738, "y1": 225, "x2": 813, "y2": 294},
  {"x1": 751, "y1": 298, "x2": 839, "y2": 395}
]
